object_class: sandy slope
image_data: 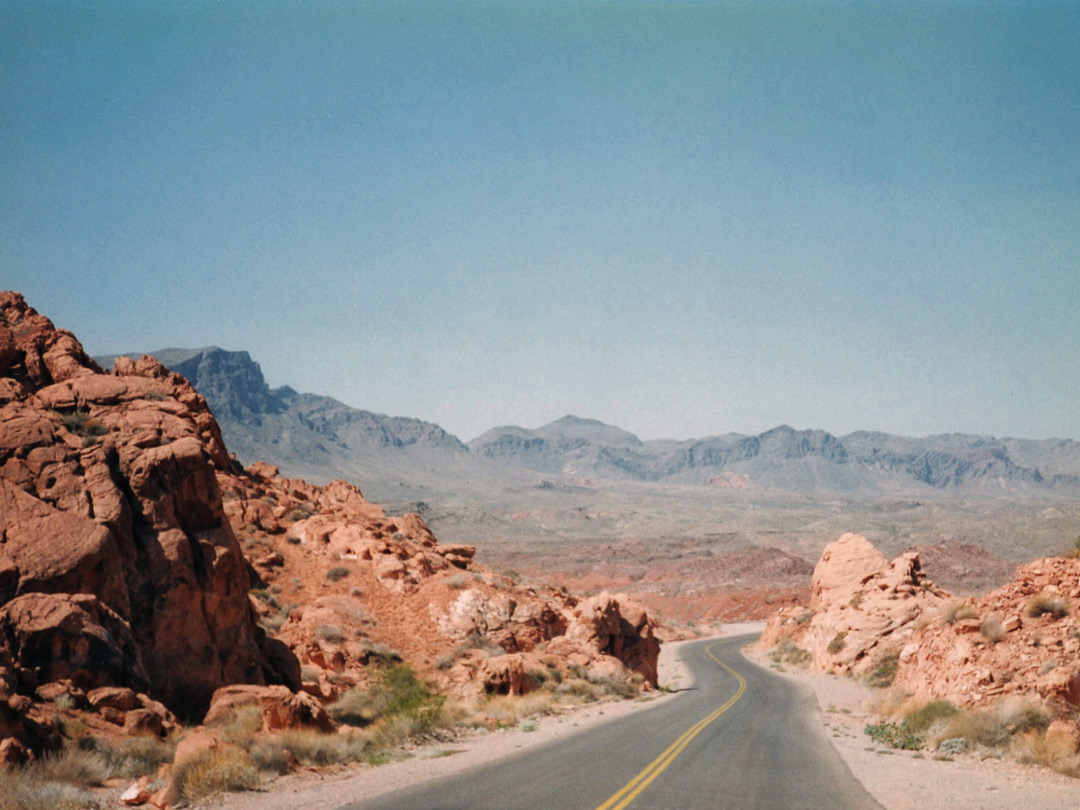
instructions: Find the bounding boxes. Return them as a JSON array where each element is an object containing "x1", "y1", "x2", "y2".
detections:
[{"x1": 200, "y1": 625, "x2": 1078, "y2": 810}]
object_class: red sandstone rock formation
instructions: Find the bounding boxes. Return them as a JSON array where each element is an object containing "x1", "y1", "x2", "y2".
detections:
[
  {"x1": 0, "y1": 292, "x2": 296, "y2": 745},
  {"x1": 894, "y1": 556, "x2": 1080, "y2": 709},
  {"x1": 760, "y1": 533, "x2": 948, "y2": 675},
  {"x1": 224, "y1": 463, "x2": 660, "y2": 700},
  {"x1": 761, "y1": 532, "x2": 1080, "y2": 739},
  {"x1": 0, "y1": 291, "x2": 661, "y2": 759}
]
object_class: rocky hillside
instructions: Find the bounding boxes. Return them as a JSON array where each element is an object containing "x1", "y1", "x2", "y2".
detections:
[
  {"x1": 759, "y1": 533, "x2": 1080, "y2": 739},
  {"x1": 98, "y1": 348, "x2": 1080, "y2": 497},
  {"x1": 474, "y1": 421, "x2": 1080, "y2": 494},
  {"x1": 1, "y1": 292, "x2": 659, "y2": 762},
  {"x1": 96, "y1": 347, "x2": 483, "y2": 502}
]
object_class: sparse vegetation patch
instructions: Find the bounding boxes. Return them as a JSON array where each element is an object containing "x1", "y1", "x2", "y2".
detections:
[
  {"x1": 1025, "y1": 592, "x2": 1069, "y2": 620},
  {"x1": 942, "y1": 600, "x2": 979, "y2": 625},
  {"x1": 866, "y1": 648, "x2": 900, "y2": 689}
]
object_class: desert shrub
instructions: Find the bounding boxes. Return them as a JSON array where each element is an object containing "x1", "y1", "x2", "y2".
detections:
[
  {"x1": 317, "y1": 624, "x2": 344, "y2": 643},
  {"x1": 457, "y1": 632, "x2": 504, "y2": 658},
  {"x1": 435, "y1": 654, "x2": 456, "y2": 670},
  {"x1": 287, "y1": 504, "x2": 315, "y2": 521},
  {"x1": 865, "y1": 722, "x2": 924, "y2": 750},
  {"x1": 300, "y1": 664, "x2": 322, "y2": 683},
  {"x1": 866, "y1": 648, "x2": 901, "y2": 689},
  {"x1": 247, "y1": 740, "x2": 292, "y2": 775},
  {"x1": 903, "y1": 700, "x2": 959, "y2": 733},
  {"x1": 76, "y1": 735, "x2": 174, "y2": 779},
  {"x1": 941, "y1": 699, "x2": 1048, "y2": 750},
  {"x1": 1026, "y1": 592, "x2": 1069, "y2": 620},
  {"x1": 795, "y1": 609, "x2": 815, "y2": 625},
  {"x1": 318, "y1": 624, "x2": 347, "y2": 644},
  {"x1": 445, "y1": 573, "x2": 469, "y2": 590},
  {"x1": 937, "y1": 737, "x2": 967, "y2": 755},
  {"x1": 259, "y1": 611, "x2": 288, "y2": 634},
  {"x1": 591, "y1": 671, "x2": 643, "y2": 699},
  {"x1": 360, "y1": 639, "x2": 400, "y2": 662},
  {"x1": 526, "y1": 667, "x2": 552, "y2": 687},
  {"x1": 980, "y1": 615, "x2": 1005, "y2": 644},
  {"x1": 826, "y1": 632, "x2": 847, "y2": 655},
  {"x1": 374, "y1": 712, "x2": 428, "y2": 747},
  {"x1": 57, "y1": 409, "x2": 108, "y2": 438},
  {"x1": 0, "y1": 769, "x2": 95, "y2": 810},
  {"x1": 771, "y1": 639, "x2": 811, "y2": 667},
  {"x1": 479, "y1": 692, "x2": 557, "y2": 728},
  {"x1": 254, "y1": 729, "x2": 372, "y2": 768},
  {"x1": 171, "y1": 747, "x2": 259, "y2": 802},
  {"x1": 325, "y1": 566, "x2": 351, "y2": 582},
  {"x1": 381, "y1": 666, "x2": 444, "y2": 721},
  {"x1": 34, "y1": 747, "x2": 111, "y2": 787},
  {"x1": 328, "y1": 688, "x2": 380, "y2": 727},
  {"x1": 941, "y1": 600, "x2": 979, "y2": 625},
  {"x1": 330, "y1": 666, "x2": 443, "y2": 738},
  {"x1": 217, "y1": 703, "x2": 265, "y2": 745},
  {"x1": 1016, "y1": 726, "x2": 1080, "y2": 778},
  {"x1": 555, "y1": 677, "x2": 603, "y2": 702},
  {"x1": 1065, "y1": 535, "x2": 1080, "y2": 559}
]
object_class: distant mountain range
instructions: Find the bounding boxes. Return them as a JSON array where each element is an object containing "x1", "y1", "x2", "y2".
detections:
[{"x1": 96, "y1": 348, "x2": 1080, "y2": 499}]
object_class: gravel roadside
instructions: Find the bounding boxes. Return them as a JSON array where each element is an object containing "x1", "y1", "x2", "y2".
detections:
[
  {"x1": 198, "y1": 628, "x2": 738, "y2": 810},
  {"x1": 200, "y1": 624, "x2": 1080, "y2": 810},
  {"x1": 743, "y1": 647, "x2": 1080, "y2": 810}
]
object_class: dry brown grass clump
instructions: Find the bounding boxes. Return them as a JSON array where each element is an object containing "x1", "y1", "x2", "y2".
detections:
[
  {"x1": 171, "y1": 746, "x2": 260, "y2": 802},
  {"x1": 218, "y1": 703, "x2": 265, "y2": 745},
  {"x1": 471, "y1": 691, "x2": 557, "y2": 729},
  {"x1": 1015, "y1": 725, "x2": 1080, "y2": 778},
  {"x1": 979, "y1": 614, "x2": 1005, "y2": 644},
  {"x1": 1025, "y1": 592, "x2": 1069, "y2": 620},
  {"x1": 915, "y1": 697, "x2": 1049, "y2": 752},
  {"x1": 250, "y1": 729, "x2": 374, "y2": 770},
  {"x1": 941, "y1": 600, "x2": 979, "y2": 625},
  {"x1": 0, "y1": 769, "x2": 95, "y2": 810}
]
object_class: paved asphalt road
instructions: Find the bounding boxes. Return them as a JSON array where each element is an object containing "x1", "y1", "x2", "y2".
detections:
[{"x1": 344, "y1": 635, "x2": 883, "y2": 810}]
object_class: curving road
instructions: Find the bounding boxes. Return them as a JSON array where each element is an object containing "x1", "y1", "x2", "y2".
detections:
[{"x1": 344, "y1": 635, "x2": 882, "y2": 810}]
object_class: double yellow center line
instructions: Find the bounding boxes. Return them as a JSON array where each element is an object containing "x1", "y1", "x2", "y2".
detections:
[{"x1": 593, "y1": 642, "x2": 748, "y2": 810}]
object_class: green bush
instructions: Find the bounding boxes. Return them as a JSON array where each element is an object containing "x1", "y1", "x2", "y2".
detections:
[
  {"x1": 866, "y1": 649, "x2": 900, "y2": 689},
  {"x1": 865, "y1": 722, "x2": 924, "y2": 750},
  {"x1": 903, "y1": 700, "x2": 959, "y2": 733},
  {"x1": 329, "y1": 666, "x2": 444, "y2": 736},
  {"x1": 771, "y1": 639, "x2": 812, "y2": 667}
]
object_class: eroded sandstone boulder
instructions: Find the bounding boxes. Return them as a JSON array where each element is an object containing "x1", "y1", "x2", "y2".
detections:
[{"x1": 759, "y1": 533, "x2": 946, "y2": 674}]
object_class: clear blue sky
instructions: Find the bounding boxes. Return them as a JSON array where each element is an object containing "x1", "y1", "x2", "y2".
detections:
[{"x1": 3, "y1": 1, "x2": 1078, "y2": 442}]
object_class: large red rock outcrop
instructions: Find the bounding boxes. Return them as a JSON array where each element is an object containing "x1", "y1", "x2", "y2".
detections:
[
  {"x1": 226, "y1": 464, "x2": 661, "y2": 699},
  {"x1": 761, "y1": 531, "x2": 1080, "y2": 739},
  {"x1": 759, "y1": 533, "x2": 947, "y2": 674},
  {"x1": 0, "y1": 290, "x2": 662, "y2": 757},
  {"x1": 894, "y1": 556, "x2": 1080, "y2": 708},
  {"x1": 0, "y1": 292, "x2": 296, "y2": 741}
]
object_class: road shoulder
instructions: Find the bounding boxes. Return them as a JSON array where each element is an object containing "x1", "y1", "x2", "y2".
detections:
[
  {"x1": 742, "y1": 647, "x2": 1079, "y2": 810},
  {"x1": 201, "y1": 631, "x2": 731, "y2": 810}
]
